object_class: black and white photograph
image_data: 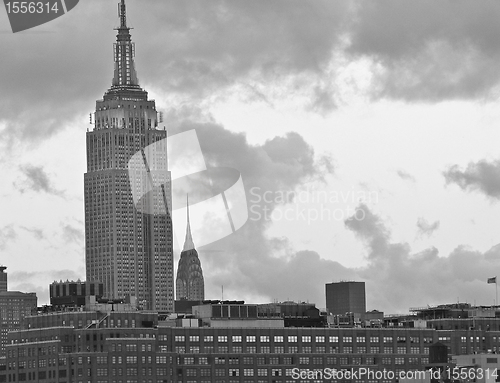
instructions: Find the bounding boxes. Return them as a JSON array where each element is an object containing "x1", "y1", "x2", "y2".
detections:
[{"x1": 2, "y1": 0, "x2": 500, "y2": 382}]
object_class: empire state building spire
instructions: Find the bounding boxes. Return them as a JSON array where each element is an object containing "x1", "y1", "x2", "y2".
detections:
[{"x1": 104, "y1": 0, "x2": 147, "y2": 101}]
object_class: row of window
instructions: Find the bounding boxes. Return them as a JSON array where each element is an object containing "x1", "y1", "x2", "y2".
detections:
[{"x1": 171, "y1": 334, "x2": 434, "y2": 344}]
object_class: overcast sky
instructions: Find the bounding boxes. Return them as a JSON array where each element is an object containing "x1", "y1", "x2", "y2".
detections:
[{"x1": 2, "y1": 0, "x2": 500, "y2": 313}]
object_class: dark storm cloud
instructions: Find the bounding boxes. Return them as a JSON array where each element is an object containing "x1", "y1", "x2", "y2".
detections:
[
  {"x1": 3, "y1": 0, "x2": 500, "y2": 146},
  {"x1": 416, "y1": 217, "x2": 440, "y2": 238},
  {"x1": 347, "y1": 0, "x2": 500, "y2": 101},
  {"x1": 444, "y1": 160, "x2": 500, "y2": 200},
  {"x1": 345, "y1": 204, "x2": 500, "y2": 312},
  {"x1": 15, "y1": 165, "x2": 64, "y2": 196},
  {"x1": 137, "y1": 0, "x2": 347, "y2": 94},
  {"x1": 0, "y1": 0, "x2": 112, "y2": 145},
  {"x1": 0, "y1": 225, "x2": 17, "y2": 250},
  {"x1": 0, "y1": 0, "x2": 348, "y2": 146}
]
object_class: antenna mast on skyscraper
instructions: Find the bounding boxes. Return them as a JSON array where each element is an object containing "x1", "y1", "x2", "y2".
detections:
[{"x1": 118, "y1": 0, "x2": 126, "y2": 28}]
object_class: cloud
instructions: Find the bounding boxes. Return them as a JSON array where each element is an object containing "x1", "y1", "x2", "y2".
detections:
[
  {"x1": 0, "y1": 0, "x2": 349, "y2": 146},
  {"x1": 444, "y1": 160, "x2": 500, "y2": 200},
  {"x1": 396, "y1": 169, "x2": 416, "y2": 183},
  {"x1": 0, "y1": 225, "x2": 17, "y2": 250},
  {"x1": 20, "y1": 226, "x2": 45, "y2": 240},
  {"x1": 61, "y1": 223, "x2": 84, "y2": 244},
  {"x1": 346, "y1": 1, "x2": 500, "y2": 101},
  {"x1": 3, "y1": 0, "x2": 500, "y2": 149},
  {"x1": 166, "y1": 120, "x2": 343, "y2": 306},
  {"x1": 416, "y1": 217, "x2": 440, "y2": 238},
  {"x1": 15, "y1": 165, "x2": 65, "y2": 196},
  {"x1": 344, "y1": 204, "x2": 500, "y2": 312}
]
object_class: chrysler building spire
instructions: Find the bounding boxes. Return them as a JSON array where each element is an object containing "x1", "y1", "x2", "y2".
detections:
[{"x1": 183, "y1": 195, "x2": 195, "y2": 252}]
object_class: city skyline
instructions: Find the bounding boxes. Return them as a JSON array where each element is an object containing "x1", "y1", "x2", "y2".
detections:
[{"x1": 1, "y1": 0, "x2": 500, "y2": 313}]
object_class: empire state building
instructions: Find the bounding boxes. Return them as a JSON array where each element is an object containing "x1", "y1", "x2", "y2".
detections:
[{"x1": 84, "y1": 0, "x2": 174, "y2": 311}]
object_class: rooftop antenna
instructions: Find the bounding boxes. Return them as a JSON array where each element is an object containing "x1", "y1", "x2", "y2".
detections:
[{"x1": 118, "y1": 0, "x2": 127, "y2": 28}]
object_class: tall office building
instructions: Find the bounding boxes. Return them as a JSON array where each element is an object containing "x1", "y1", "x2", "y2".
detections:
[
  {"x1": 84, "y1": 0, "x2": 174, "y2": 311},
  {"x1": 176, "y1": 198, "x2": 205, "y2": 301},
  {"x1": 325, "y1": 281, "x2": 366, "y2": 320}
]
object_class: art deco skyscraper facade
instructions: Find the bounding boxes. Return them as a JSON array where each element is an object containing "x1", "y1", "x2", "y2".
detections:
[
  {"x1": 84, "y1": 0, "x2": 174, "y2": 311},
  {"x1": 176, "y1": 199, "x2": 205, "y2": 301}
]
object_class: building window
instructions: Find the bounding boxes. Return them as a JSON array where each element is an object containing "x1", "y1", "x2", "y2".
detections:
[
  {"x1": 258, "y1": 368, "x2": 267, "y2": 376},
  {"x1": 243, "y1": 357, "x2": 254, "y2": 364},
  {"x1": 299, "y1": 357, "x2": 310, "y2": 364},
  {"x1": 229, "y1": 369, "x2": 239, "y2": 377},
  {"x1": 243, "y1": 369, "x2": 254, "y2": 377},
  {"x1": 183, "y1": 357, "x2": 194, "y2": 365}
]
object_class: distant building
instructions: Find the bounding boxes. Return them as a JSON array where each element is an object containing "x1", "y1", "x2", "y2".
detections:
[
  {"x1": 365, "y1": 309, "x2": 384, "y2": 327},
  {"x1": 49, "y1": 280, "x2": 104, "y2": 307},
  {"x1": 0, "y1": 267, "x2": 37, "y2": 357},
  {"x1": 258, "y1": 301, "x2": 325, "y2": 327},
  {"x1": 192, "y1": 301, "x2": 284, "y2": 328},
  {"x1": 453, "y1": 353, "x2": 500, "y2": 383},
  {"x1": 174, "y1": 299, "x2": 203, "y2": 314},
  {"x1": 325, "y1": 281, "x2": 366, "y2": 320},
  {"x1": 176, "y1": 198, "x2": 205, "y2": 301},
  {"x1": 0, "y1": 266, "x2": 7, "y2": 292}
]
